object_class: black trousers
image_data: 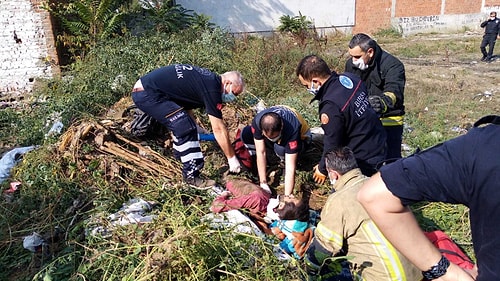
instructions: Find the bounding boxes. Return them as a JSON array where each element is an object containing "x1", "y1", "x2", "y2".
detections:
[{"x1": 480, "y1": 35, "x2": 497, "y2": 59}]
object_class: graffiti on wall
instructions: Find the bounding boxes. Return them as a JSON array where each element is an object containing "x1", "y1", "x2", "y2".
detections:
[{"x1": 398, "y1": 15, "x2": 443, "y2": 32}]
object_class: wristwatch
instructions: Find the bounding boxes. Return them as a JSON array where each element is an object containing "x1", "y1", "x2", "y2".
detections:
[{"x1": 422, "y1": 255, "x2": 450, "y2": 280}]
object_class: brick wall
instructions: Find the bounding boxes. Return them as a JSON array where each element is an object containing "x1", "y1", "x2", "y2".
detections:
[
  {"x1": 355, "y1": 0, "x2": 500, "y2": 35},
  {"x1": 394, "y1": 0, "x2": 441, "y2": 17},
  {"x1": 353, "y1": 0, "x2": 392, "y2": 34},
  {"x1": 0, "y1": 0, "x2": 58, "y2": 103}
]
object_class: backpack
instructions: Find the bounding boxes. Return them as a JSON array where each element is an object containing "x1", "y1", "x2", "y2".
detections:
[
  {"x1": 124, "y1": 105, "x2": 164, "y2": 138},
  {"x1": 424, "y1": 230, "x2": 475, "y2": 270},
  {"x1": 232, "y1": 128, "x2": 254, "y2": 173}
]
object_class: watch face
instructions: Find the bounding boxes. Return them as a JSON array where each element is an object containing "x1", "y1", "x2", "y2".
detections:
[{"x1": 422, "y1": 256, "x2": 450, "y2": 280}]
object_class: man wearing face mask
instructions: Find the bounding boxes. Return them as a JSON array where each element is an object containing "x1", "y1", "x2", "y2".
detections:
[
  {"x1": 304, "y1": 147, "x2": 421, "y2": 281},
  {"x1": 239, "y1": 105, "x2": 311, "y2": 196},
  {"x1": 296, "y1": 55, "x2": 386, "y2": 182},
  {"x1": 345, "y1": 33, "x2": 406, "y2": 160},
  {"x1": 131, "y1": 64, "x2": 244, "y2": 189},
  {"x1": 480, "y1": 11, "x2": 500, "y2": 62}
]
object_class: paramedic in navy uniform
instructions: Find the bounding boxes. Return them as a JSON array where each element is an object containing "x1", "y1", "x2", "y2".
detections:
[
  {"x1": 295, "y1": 55, "x2": 386, "y2": 184},
  {"x1": 131, "y1": 64, "x2": 244, "y2": 189},
  {"x1": 240, "y1": 105, "x2": 311, "y2": 196}
]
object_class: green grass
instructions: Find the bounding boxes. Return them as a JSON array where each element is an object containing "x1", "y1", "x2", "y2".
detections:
[{"x1": 1, "y1": 26, "x2": 497, "y2": 279}]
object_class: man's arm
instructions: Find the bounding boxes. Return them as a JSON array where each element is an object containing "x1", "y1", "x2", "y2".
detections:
[
  {"x1": 283, "y1": 152, "x2": 298, "y2": 196},
  {"x1": 380, "y1": 56, "x2": 405, "y2": 110},
  {"x1": 357, "y1": 173, "x2": 475, "y2": 281},
  {"x1": 208, "y1": 114, "x2": 235, "y2": 159},
  {"x1": 254, "y1": 138, "x2": 268, "y2": 185}
]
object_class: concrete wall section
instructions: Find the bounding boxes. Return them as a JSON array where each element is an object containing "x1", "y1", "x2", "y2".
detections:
[
  {"x1": 177, "y1": 0, "x2": 355, "y2": 33},
  {"x1": 394, "y1": 13, "x2": 485, "y2": 35},
  {"x1": 0, "y1": 0, "x2": 57, "y2": 99}
]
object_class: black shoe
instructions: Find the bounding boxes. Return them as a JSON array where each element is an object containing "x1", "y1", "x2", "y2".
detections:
[
  {"x1": 480, "y1": 57, "x2": 487, "y2": 62},
  {"x1": 184, "y1": 177, "x2": 216, "y2": 190}
]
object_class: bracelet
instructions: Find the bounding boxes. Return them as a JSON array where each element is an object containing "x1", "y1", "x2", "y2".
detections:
[{"x1": 422, "y1": 255, "x2": 450, "y2": 280}]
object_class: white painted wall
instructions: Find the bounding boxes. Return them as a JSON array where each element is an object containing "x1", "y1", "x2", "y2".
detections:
[
  {"x1": 0, "y1": 0, "x2": 54, "y2": 97},
  {"x1": 393, "y1": 13, "x2": 485, "y2": 36},
  {"x1": 177, "y1": 0, "x2": 355, "y2": 33}
]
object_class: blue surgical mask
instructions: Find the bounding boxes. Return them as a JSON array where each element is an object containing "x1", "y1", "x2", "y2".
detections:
[
  {"x1": 221, "y1": 84, "x2": 237, "y2": 103},
  {"x1": 308, "y1": 81, "x2": 320, "y2": 95}
]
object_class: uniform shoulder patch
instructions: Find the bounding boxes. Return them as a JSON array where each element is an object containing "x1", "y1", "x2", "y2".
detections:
[
  {"x1": 320, "y1": 113, "x2": 329, "y2": 125},
  {"x1": 339, "y1": 75, "x2": 353, "y2": 89}
]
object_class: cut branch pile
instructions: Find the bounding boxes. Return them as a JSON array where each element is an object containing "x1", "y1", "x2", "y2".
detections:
[{"x1": 57, "y1": 118, "x2": 181, "y2": 182}]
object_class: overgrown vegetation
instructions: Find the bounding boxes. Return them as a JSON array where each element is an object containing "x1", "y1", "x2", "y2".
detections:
[{"x1": 0, "y1": 2, "x2": 499, "y2": 280}]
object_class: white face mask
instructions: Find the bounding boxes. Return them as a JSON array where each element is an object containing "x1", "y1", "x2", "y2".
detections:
[
  {"x1": 308, "y1": 81, "x2": 320, "y2": 95},
  {"x1": 329, "y1": 178, "x2": 337, "y2": 185},
  {"x1": 352, "y1": 57, "x2": 369, "y2": 70},
  {"x1": 266, "y1": 133, "x2": 281, "y2": 142}
]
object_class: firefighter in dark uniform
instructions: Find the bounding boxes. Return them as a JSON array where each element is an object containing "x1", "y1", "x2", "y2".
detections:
[
  {"x1": 131, "y1": 64, "x2": 244, "y2": 188},
  {"x1": 345, "y1": 33, "x2": 406, "y2": 159},
  {"x1": 296, "y1": 55, "x2": 387, "y2": 183},
  {"x1": 240, "y1": 105, "x2": 311, "y2": 196}
]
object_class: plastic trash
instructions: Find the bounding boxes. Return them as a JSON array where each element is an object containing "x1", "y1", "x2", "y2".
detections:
[
  {"x1": 254, "y1": 100, "x2": 266, "y2": 113},
  {"x1": 46, "y1": 121, "x2": 64, "y2": 137},
  {"x1": 23, "y1": 232, "x2": 46, "y2": 252},
  {"x1": 0, "y1": 146, "x2": 37, "y2": 183}
]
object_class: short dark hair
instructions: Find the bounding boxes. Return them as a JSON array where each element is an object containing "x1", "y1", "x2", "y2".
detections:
[
  {"x1": 325, "y1": 147, "x2": 358, "y2": 175},
  {"x1": 296, "y1": 55, "x2": 332, "y2": 80},
  {"x1": 260, "y1": 112, "x2": 282, "y2": 135},
  {"x1": 276, "y1": 193, "x2": 310, "y2": 222},
  {"x1": 348, "y1": 33, "x2": 377, "y2": 52}
]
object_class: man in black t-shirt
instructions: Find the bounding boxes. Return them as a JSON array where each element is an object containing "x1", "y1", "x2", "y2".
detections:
[
  {"x1": 358, "y1": 115, "x2": 500, "y2": 281},
  {"x1": 240, "y1": 105, "x2": 311, "y2": 196},
  {"x1": 131, "y1": 64, "x2": 245, "y2": 189}
]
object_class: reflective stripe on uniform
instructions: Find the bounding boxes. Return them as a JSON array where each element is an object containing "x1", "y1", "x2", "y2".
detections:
[
  {"x1": 381, "y1": 116, "x2": 404, "y2": 126},
  {"x1": 362, "y1": 221, "x2": 407, "y2": 281},
  {"x1": 173, "y1": 139, "x2": 201, "y2": 152},
  {"x1": 180, "y1": 152, "x2": 203, "y2": 163},
  {"x1": 245, "y1": 143, "x2": 256, "y2": 155},
  {"x1": 315, "y1": 222, "x2": 343, "y2": 248}
]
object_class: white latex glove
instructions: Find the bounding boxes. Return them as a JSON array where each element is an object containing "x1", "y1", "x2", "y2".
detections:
[
  {"x1": 260, "y1": 183, "x2": 272, "y2": 194},
  {"x1": 227, "y1": 156, "x2": 241, "y2": 173}
]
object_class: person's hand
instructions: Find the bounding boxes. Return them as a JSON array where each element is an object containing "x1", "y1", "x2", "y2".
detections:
[
  {"x1": 227, "y1": 156, "x2": 241, "y2": 173},
  {"x1": 260, "y1": 183, "x2": 272, "y2": 194},
  {"x1": 369, "y1": 93, "x2": 393, "y2": 114},
  {"x1": 312, "y1": 165, "x2": 326, "y2": 184}
]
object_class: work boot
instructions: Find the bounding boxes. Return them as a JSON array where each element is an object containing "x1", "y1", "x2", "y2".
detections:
[{"x1": 184, "y1": 176, "x2": 216, "y2": 190}]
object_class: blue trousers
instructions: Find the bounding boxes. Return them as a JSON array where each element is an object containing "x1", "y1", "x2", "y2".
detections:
[{"x1": 132, "y1": 90, "x2": 203, "y2": 179}]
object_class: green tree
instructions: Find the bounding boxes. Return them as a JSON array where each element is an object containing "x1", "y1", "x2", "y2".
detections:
[{"x1": 43, "y1": 0, "x2": 131, "y2": 60}]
